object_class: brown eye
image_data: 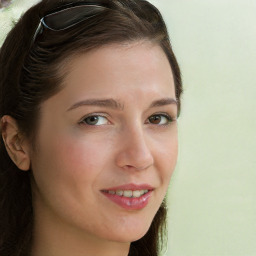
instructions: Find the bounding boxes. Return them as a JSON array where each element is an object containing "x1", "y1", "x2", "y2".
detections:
[{"x1": 148, "y1": 114, "x2": 172, "y2": 125}]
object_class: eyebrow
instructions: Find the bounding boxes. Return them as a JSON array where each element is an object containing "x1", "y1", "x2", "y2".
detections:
[
  {"x1": 149, "y1": 98, "x2": 178, "y2": 108},
  {"x1": 67, "y1": 98, "x2": 124, "y2": 111},
  {"x1": 67, "y1": 97, "x2": 177, "y2": 112}
]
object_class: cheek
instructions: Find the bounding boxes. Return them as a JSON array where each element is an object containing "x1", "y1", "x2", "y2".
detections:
[
  {"x1": 31, "y1": 132, "x2": 111, "y2": 218},
  {"x1": 38, "y1": 134, "x2": 106, "y2": 182},
  {"x1": 154, "y1": 128, "x2": 178, "y2": 185},
  {"x1": 31, "y1": 131, "x2": 102, "y2": 200}
]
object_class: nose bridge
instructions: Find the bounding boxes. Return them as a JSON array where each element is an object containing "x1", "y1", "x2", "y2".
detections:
[{"x1": 115, "y1": 123, "x2": 154, "y2": 170}]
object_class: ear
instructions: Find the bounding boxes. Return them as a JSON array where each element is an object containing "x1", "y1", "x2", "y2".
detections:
[{"x1": 1, "y1": 115, "x2": 31, "y2": 171}]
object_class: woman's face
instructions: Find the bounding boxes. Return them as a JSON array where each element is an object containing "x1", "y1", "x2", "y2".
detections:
[{"x1": 30, "y1": 42, "x2": 178, "y2": 245}]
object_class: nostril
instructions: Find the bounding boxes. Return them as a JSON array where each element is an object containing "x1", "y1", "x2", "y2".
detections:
[
  {"x1": 115, "y1": 147, "x2": 154, "y2": 170},
  {"x1": 123, "y1": 161, "x2": 153, "y2": 171}
]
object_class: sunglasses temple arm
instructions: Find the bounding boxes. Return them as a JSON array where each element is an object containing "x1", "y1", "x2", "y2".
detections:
[
  {"x1": 31, "y1": 23, "x2": 42, "y2": 46},
  {"x1": 31, "y1": 16, "x2": 51, "y2": 46}
]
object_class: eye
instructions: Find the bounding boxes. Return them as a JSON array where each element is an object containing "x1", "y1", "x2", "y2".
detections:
[
  {"x1": 80, "y1": 115, "x2": 109, "y2": 126},
  {"x1": 148, "y1": 114, "x2": 173, "y2": 125}
]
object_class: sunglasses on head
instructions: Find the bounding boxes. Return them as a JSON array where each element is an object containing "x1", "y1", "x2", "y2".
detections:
[{"x1": 32, "y1": 3, "x2": 108, "y2": 43}]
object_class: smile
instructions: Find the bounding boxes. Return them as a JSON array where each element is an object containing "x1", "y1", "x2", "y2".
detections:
[
  {"x1": 102, "y1": 189, "x2": 149, "y2": 198},
  {"x1": 101, "y1": 183, "x2": 154, "y2": 210}
]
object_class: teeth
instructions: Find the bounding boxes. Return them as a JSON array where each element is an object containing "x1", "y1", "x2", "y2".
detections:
[
  {"x1": 116, "y1": 190, "x2": 123, "y2": 196},
  {"x1": 106, "y1": 189, "x2": 149, "y2": 198},
  {"x1": 133, "y1": 190, "x2": 142, "y2": 198},
  {"x1": 123, "y1": 190, "x2": 133, "y2": 198}
]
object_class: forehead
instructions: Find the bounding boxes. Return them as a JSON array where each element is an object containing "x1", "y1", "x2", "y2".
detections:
[
  {"x1": 61, "y1": 41, "x2": 175, "y2": 93},
  {"x1": 44, "y1": 41, "x2": 176, "y2": 114}
]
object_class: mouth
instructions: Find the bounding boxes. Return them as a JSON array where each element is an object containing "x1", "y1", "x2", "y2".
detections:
[
  {"x1": 102, "y1": 189, "x2": 150, "y2": 198},
  {"x1": 101, "y1": 183, "x2": 154, "y2": 210}
]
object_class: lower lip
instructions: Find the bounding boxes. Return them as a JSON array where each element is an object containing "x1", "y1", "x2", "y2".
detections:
[{"x1": 101, "y1": 191, "x2": 153, "y2": 210}]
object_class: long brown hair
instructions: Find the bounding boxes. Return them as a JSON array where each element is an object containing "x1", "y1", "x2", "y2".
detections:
[{"x1": 0, "y1": 1, "x2": 182, "y2": 255}]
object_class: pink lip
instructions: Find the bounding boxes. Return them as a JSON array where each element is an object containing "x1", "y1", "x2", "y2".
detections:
[
  {"x1": 102, "y1": 183, "x2": 154, "y2": 191},
  {"x1": 101, "y1": 183, "x2": 154, "y2": 210}
]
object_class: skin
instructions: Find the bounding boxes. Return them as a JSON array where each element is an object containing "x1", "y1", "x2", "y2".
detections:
[{"x1": 2, "y1": 41, "x2": 178, "y2": 256}]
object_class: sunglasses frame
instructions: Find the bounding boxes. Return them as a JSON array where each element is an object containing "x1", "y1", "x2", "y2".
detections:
[{"x1": 32, "y1": 4, "x2": 108, "y2": 43}]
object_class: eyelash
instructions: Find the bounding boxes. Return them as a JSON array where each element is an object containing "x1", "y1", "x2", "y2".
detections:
[
  {"x1": 147, "y1": 113, "x2": 174, "y2": 126},
  {"x1": 79, "y1": 113, "x2": 175, "y2": 126},
  {"x1": 79, "y1": 113, "x2": 109, "y2": 126}
]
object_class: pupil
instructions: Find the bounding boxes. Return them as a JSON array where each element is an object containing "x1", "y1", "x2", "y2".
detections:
[
  {"x1": 87, "y1": 116, "x2": 98, "y2": 125},
  {"x1": 150, "y1": 115, "x2": 161, "y2": 124}
]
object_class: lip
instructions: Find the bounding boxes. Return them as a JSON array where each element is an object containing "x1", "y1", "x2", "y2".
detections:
[
  {"x1": 101, "y1": 183, "x2": 154, "y2": 210},
  {"x1": 102, "y1": 183, "x2": 154, "y2": 191}
]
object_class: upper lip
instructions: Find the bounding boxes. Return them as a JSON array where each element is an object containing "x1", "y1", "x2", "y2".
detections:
[{"x1": 101, "y1": 183, "x2": 155, "y2": 191}]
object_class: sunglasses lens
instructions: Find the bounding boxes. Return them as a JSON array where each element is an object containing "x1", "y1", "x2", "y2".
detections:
[{"x1": 43, "y1": 5, "x2": 107, "y2": 31}]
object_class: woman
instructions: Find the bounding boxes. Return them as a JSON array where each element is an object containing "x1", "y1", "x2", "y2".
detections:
[{"x1": 0, "y1": 0, "x2": 182, "y2": 255}]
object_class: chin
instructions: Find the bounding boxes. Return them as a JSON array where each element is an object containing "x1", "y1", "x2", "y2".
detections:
[
  {"x1": 103, "y1": 220, "x2": 152, "y2": 243},
  {"x1": 107, "y1": 231, "x2": 148, "y2": 244}
]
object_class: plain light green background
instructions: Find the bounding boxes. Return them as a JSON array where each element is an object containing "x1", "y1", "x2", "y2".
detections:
[
  {"x1": 150, "y1": 1, "x2": 256, "y2": 255},
  {"x1": 1, "y1": 1, "x2": 255, "y2": 255}
]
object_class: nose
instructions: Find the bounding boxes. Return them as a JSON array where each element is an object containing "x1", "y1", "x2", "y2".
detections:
[{"x1": 115, "y1": 126, "x2": 154, "y2": 171}]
